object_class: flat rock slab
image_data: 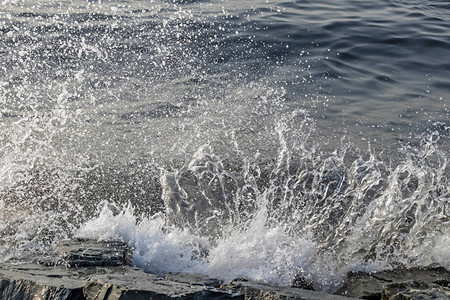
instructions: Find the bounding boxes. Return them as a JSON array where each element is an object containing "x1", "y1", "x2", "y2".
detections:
[
  {"x1": 84, "y1": 268, "x2": 233, "y2": 300},
  {"x1": 230, "y1": 279, "x2": 359, "y2": 300},
  {"x1": 2, "y1": 239, "x2": 450, "y2": 300},
  {"x1": 0, "y1": 261, "x2": 358, "y2": 300},
  {"x1": 336, "y1": 267, "x2": 450, "y2": 299},
  {"x1": 55, "y1": 239, "x2": 131, "y2": 267},
  {"x1": 383, "y1": 281, "x2": 450, "y2": 300},
  {"x1": 164, "y1": 272, "x2": 222, "y2": 288},
  {"x1": 0, "y1": 262, "x2": 86, "y2": 300}
]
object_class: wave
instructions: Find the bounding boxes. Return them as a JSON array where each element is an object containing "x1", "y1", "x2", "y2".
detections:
[
  {"x1": 1, "y1": 0, "x2": 449, "y2": 292},
  {"x1": 71, "y1": 117, "x2": 449, "y2": 291}
]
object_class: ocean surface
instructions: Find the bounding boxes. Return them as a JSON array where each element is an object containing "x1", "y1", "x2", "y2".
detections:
[{"x1": 1, "y1": 0, "x2": 449, "y2": 292}]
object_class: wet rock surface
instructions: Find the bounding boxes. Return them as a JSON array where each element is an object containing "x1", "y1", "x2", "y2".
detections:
[
  {"x1": 55, "y1": 238, "x2": 132, "y2": 267},
  {"x1": 0, "y1": 263, "x2": 86, "y2": 300},
  {"x1": 229, "y1": 279, "x2": 357, "y2": 300},
  {"x1": 382, "y1": 281, "x2": 450, "y2": 300},
  {"x1": 1, "y1": 239, "x2": 449, "y2": 299},
  {"x1": 84, "y1": 268, "x2": 232, "y2": 300},
  {"x1": 164, "y1": 272, "x2": 222, "y2": 288},
  {"x1": 336, "y1": 267, "x2": 450, "y2": 299}
]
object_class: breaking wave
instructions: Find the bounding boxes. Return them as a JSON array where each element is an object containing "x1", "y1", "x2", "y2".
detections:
[{"x1": 75, "y1": 113, "x2": 450, "y2": 291}]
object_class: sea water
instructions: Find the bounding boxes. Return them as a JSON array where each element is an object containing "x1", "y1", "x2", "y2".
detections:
[{"x1": 0, "y1": 0, "x2": 449, "y2": 292}]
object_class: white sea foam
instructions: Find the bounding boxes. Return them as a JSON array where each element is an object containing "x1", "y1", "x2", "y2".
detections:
[
  {"x1": 433, "y1": 230, "x2": 450, "y2": 270},
  {"x1": 77, "y1": 200, "x2": 317, "y2": 287}
]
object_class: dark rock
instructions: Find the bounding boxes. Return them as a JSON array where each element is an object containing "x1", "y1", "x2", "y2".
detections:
[
  {"x1": 164, "y1": 272, "x2": 222, "y2": 288},
  {"x1": 84, "y1": 268, "x2": 234, "y2": 300},
  {"x1": 55, "y1": 238, "x2": 131, "y2": 267},
  {"x1": 0, "y1": 263, "x2": 236, "y2": 300},
  {"x1": 3, "y1": 238, "x2": 450, "y2": 300},
  {"x1": 382, "y1": 281, "x2": 450, "y2": 300},
  {"x1": 369, "y1": 267, "x2": 450, "y2": 284},
  {"x1": 335, "y1": 271, "x2": 384, "y2": 299},
  {"x1": 336, "y1": 267, "x2": 450, "y2": 299},
  {"x1": 0, "y1": 263, "x2": 86, "y2": 300},
  {"x1": 230, "y1": 279, "x2": 358, "y2": 300},
  {"x1": 434, "y1": 279, "x2": 450, "y2": 288},
  {"x1": 291, "y1": 273, "x2": 315, "y2": 291}
]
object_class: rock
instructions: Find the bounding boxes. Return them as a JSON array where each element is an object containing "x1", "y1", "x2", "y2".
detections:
[
  {"x1": 0, "y1": 263, "x2": 235, "y2": 300},
  {"x1": 336, "y1": 267, "x2": 450, "y2": 299},
  {"x1": 0, "y1": 262, "x2": 86, "y2": 300},
  {"x1": 164, "y1": 272, "x2": 222, "y2": 288},
  {"x1": 55, "y1": 238, "x2": 131, "y2": 267},
  {"x1": 230, "y1": 279, "x2": 358, "y2": 300},
  {"x1": 0, "y1": 238, "x2": 132, "y2": 300},
  {"x1": 84, "y1": 268, "x2": 234, "y2": 300},
  {"x1": 291, "y1": 273, "x2": 315, "y2": 291},
  {"x1": 0, "y1": 259, "x2": 357, "y2": 300},
  {"x1": 335, "y1": 271, "x2": 384, "y2": 299},
  {"x1": 382, "y1": 281, "x2": 450, "y2": 300},
  {"x1": 2, "y1": 238, "x2": 450, "y2": 300}
]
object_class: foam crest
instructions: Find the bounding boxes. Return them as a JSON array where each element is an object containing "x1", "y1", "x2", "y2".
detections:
[
  {"x1": 200, "y1": 206, "x2": 316, "y2": 285},
  {"x1": 77, "y1": 200, "x2": 316, "y2": 286}
]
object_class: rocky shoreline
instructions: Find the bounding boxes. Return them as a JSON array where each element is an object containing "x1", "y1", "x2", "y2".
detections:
[{"x1": 0, "y1": 239, "x2": 449, "y2": 299}]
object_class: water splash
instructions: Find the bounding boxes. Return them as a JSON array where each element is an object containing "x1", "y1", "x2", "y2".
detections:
[
  {"x1": 0, "y1": 84, "x2": 93, "y2": 260},
  {"x1": 1, "y1": 0, "x2": 449, "y2": 292},
  {"x1": 76, "y1": 114, "x2": 449, "y2": 291}
]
